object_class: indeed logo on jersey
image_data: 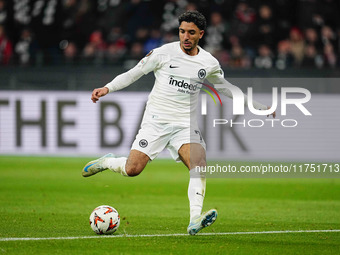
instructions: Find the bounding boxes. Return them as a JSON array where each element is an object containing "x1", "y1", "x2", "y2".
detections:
[{"x1": 168, "y1": 76, "x2": 199, "y2": 93}]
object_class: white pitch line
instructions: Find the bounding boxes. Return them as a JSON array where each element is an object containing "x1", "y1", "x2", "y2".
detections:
[{"x1": 0, "y1": 229, "x2": 339, "y2": 242}]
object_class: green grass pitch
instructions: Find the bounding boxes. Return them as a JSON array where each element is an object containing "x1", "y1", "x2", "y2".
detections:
[{"x1": 0, "y1": 156, "x2": 339, "y2": 254}]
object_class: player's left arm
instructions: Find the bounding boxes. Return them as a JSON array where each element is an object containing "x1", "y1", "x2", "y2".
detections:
[{"x1": 207, "y1": 69, "x2": 276, "y2": 118}]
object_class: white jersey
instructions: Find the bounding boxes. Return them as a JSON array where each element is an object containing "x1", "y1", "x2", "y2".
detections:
[{"x1": 136, "y1": 41, "x2": 224, "y2": 126}]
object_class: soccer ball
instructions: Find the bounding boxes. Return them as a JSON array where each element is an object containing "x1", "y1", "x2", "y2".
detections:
[{"x1": 89, "y1": 205, "x2": 120, "y2": 234}]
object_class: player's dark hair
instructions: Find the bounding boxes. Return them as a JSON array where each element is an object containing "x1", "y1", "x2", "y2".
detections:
[{"x1": 178, "y1": 10, "x2": 207, "y2": 31}]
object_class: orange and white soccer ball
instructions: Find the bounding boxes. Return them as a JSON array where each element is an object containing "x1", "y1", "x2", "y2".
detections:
[{"x1": 89, "y1": 205, "x2": 120, "y2": 234}]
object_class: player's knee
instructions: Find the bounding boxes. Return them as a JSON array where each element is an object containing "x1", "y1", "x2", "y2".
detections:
[{"x1": 125, "y1": 164, "x2": 144, "y2": 177}]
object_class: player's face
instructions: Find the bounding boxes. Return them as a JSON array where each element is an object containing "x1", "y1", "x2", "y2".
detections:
[{"x1": 179, "y1": 21, "x2": 204, "y2": 55}]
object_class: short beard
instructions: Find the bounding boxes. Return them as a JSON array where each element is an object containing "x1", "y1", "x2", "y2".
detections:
[{"x1": 181, "y1": 42, "x2": 197, "y2": 54}]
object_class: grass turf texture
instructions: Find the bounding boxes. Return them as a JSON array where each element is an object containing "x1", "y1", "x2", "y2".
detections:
[{"x1": 0, "y1": 156, "x2": 339, "y2": 254}]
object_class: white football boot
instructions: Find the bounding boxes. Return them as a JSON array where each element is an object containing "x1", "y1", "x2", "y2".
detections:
[
  {"x1": 82, "y1": 153, "x2": 114, "y2": 177},
  {"x1": 187, "y1": 209, "x2": 218, "y2": 235}
]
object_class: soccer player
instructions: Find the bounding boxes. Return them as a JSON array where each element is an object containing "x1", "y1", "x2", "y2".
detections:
[{"x1": 82, "y1": 10, "x2": 275, "y2": 235}]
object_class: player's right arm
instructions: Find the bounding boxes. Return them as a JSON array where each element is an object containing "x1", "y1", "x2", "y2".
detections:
[
  {"x1": 91, "y1": 48, "x2": 166, "y2": 103},
  {"x1": 91, "y1": 65, "x2": 145, "y2": 103},
  {"x1": 91, "y1": 87, "x2": 109, "y2": 103}
]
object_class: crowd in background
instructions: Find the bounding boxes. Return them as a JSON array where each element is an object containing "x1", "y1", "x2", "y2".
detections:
[{"x1": 0, "y1": 0, "x2": 340, "y2": 70}]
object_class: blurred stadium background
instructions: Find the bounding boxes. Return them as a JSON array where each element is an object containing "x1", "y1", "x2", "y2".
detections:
[
  {"x1": 1, "y1": 0, "x2": 340, "y2": 70},
  {"x1": 0, "y1": 0, "x2": 339, "y2": 161}
]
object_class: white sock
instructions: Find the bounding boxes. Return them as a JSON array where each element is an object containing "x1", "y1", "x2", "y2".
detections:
[
  {"x1": 188, "y1": 168, "x2": 206, "y2": 222},
  {"x1": 103, "y1": 157, "x2": 128, "y2": 176}
]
